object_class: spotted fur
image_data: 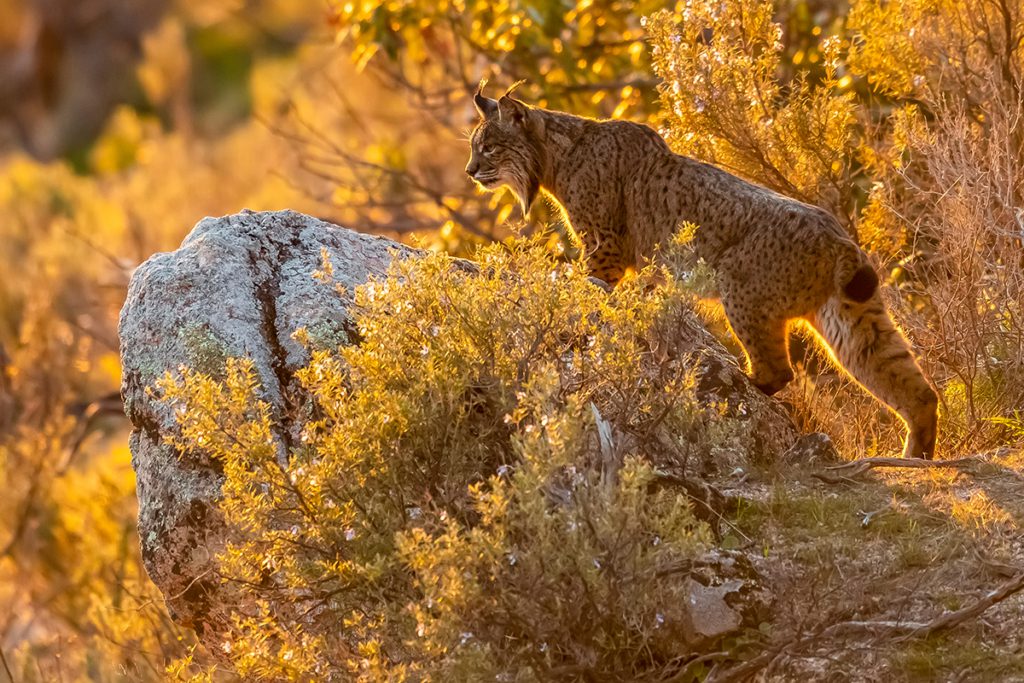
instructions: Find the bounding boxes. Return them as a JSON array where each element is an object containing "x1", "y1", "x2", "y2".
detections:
[{"x1": 466, "y1": 82, "x2": 939, "y2": 458}]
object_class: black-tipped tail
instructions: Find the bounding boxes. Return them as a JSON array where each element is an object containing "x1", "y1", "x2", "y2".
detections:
[{"x1": 843, "y1": 264, "x2": 879, "y2": 303}]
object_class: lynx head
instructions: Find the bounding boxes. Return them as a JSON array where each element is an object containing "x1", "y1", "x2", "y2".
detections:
[{"x1": 466, "y1": 79, "x2": 544, "y2": 212}]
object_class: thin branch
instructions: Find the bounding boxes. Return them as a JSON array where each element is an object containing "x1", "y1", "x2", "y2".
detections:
[
  {"x1": 705, "y1": 641, "x2": 795, "y2": 683},
  {"x1": 708, "y1": 572, "x2": 1024, "y2": 682},
  {"x1": 0, "y1": 458, "x2": 46, "y2": 559},
  {"x1": 0, "y1": 646, "x2": 13, "y2": 683},
  {"x1": 815, "y1": 451, "x2": 1024, "y2": 484},
  {"x1": 819, "y1": 571, "x2": 1024, "y2": 641},
  {"x1": 657, "y1": 651, "x2": 729, "y2": 683}
]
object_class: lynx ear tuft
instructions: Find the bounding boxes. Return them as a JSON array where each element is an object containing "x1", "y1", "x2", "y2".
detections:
[
  {"x1": 497, "y1": 81, "x2": 529, "y2": 125},
  {"x1": 502, "y1": 79, "x2": 527, "y2": 98},
  {"x1": 473, "y1": 79, "x2": 499, "y2": 119}
]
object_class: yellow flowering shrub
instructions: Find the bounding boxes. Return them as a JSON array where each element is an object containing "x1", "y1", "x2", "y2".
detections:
[
  {"x1": 646, "y1": 1, "x2": 859, "y2": 218},
  {"x1": 156, "y1": 237, "x2": 758, "y2": 679}
]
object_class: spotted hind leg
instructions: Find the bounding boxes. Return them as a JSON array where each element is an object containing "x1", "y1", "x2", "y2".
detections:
[{"x1": 812, "y1": 295, "x2": 939, "y2": 458}]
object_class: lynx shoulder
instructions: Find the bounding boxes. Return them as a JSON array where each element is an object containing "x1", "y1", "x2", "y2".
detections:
[{"x1": 466, "y1": 82, "x2": 938, "y2": 459}]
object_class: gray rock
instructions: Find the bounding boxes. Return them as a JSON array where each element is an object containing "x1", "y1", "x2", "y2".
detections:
[
  {"x1": 119, "y1": 210, "x2": 417, "y2": 644},
  {"x1": 650, "y1": 550, "x2": 773, "y2": 655},
  {"x1": 684, "y1": 578, "x2": 744, "y2": 639},
  {"x1": 119, "y1": 210, "x2": 792, "y2": 655}
]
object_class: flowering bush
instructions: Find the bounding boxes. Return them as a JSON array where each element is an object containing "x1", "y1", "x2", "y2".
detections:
[{"x1": 157, "y1": 237, "x2": 760, "y2": 679}]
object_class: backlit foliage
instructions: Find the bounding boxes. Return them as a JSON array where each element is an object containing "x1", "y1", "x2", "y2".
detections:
[
  {"x1": 1, "y1": 0, "x2": 1023, "y2": 675},
  {"x1": 847, "y1": 0, "x2": 1024, "y2": 453},
  {"x1": 0, "y1": 154, "x2": 208, "y2": 678},
  {"x1": 649, "y1": 0, "x2": 1024, "y2": 457},
  {"x1": 157, "y1": 238, "x2": 745, "y2": 679},
  {"x1": 647, "y1": 2, "x2": 858, "y2": 218},
  {"x1": 329, "y1": 0, "x2": 663, "y2": 118},
  {"x1": 0, "y1": 1, "x2": 327, "y2": 677}
]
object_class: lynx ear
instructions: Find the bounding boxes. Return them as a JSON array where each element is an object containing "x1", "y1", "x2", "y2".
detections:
[
  {"x1": 497, "y1": 80, "x2": 529, "y2": 125},
  {"x1": 473, "y1": 79, "x2": 499, "y2": 119}
]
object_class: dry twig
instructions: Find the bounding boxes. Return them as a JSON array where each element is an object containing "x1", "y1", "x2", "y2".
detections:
[
  {"x1": 813, "y1": 452, "x2": 1024, "y2": 484},
  {"x1": 0, "y1": 646, "x2": 12, "y2": 683},
  {"x1": 706, "y1": 572, "x2": 1024, "y2": 682}
]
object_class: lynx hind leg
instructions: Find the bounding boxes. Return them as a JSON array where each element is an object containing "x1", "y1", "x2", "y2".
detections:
[
  {"x1": 812, "y1": 296, "x2": 939, "y2": 459},
  {"x1": 721, "y1": 298, "x2": 794, "y2": 396}
]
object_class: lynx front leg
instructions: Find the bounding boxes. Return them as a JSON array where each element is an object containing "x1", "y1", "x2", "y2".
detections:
[
  {"x1": 721, "y1": 296, "x2": 794, "y2": 396},
  {"x1": 560, "y1": 191, "x2": 632, "y2": 287},
  {"x1": 571, "y1": 219, "x2": 630, "y2": 286}
]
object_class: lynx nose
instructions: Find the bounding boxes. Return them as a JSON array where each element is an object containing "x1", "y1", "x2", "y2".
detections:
[{"x1": 465, "y1": 161, "x2": 479, "y2": 178}]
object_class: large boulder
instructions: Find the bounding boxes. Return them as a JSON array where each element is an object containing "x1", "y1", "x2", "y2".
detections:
[
  {"x1": 119, "y1": 210, "x2": 417, "y2": 644},
  {"x1": 119, "y1": 210, "x2": 797, "y2": 655}
]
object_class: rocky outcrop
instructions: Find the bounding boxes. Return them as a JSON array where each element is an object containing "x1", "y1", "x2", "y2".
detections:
[
  {"x1": 119, "y1": 210, "x2": 417, "y2": 644},
  {"x1": 119, "y1": 210, "x2": 797, "y2": 655}
]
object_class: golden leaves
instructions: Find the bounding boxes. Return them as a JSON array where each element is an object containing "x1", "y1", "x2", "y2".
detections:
[
  {"x1": 137, "y1": 18, "x2": 190, "y2": 108},
  {"x1": 157, "y1": 235, "x2": 728, "y2": 677},
  {"x1": 847, "y1": 0, "x2": 932, "y2": 97},
  {"x1": 647, "y1": 1, "x2": 857, "y2": 212}
]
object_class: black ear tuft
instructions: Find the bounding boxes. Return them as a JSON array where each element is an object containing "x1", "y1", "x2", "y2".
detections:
[
  {"x1": 497, "y1": 82, "x2": 529, "y2": 125},
  {"x1": 473, "y1": 78, "x2": 499, "y2": 119},
  {"x1": 503, "y1": 79, "x2": 527, "y2": 98}
]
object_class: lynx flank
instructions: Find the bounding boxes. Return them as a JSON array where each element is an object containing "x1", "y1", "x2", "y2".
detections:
[{"x1": 465, "y1": 82, "x2": 939, "y2": 459}]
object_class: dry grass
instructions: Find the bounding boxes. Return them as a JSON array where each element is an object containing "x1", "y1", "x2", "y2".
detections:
[{"x1": 721, "y1": 445, "x2": 1024, "y2": 680}]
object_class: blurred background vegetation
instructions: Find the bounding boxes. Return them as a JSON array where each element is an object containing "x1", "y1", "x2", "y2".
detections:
[{"x1": 0, "y1": 0, "x2": 1021, "y2": 678}]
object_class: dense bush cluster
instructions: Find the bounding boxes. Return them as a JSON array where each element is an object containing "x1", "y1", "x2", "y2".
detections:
[{"x1": 158, "y1": 238, "x2": 759, "y2": 679}]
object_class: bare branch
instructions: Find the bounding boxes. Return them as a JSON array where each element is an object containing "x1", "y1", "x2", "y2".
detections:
[
  {"x1": 821, "y1": 571, "x2": 1024, "y2": 640},
  {"x1": 0, "y1": 645, "x2": 13, "y2": 683},
  {"x1": 708, "y1": 572, "x2": 1024, "y2": 682},
  {"x1": 814, "y1": 451, "x2": 1024, "y2": 484}
]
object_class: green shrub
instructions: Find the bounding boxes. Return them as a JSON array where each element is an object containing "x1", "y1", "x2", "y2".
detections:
[{"x1": 157, "y1": 236, "x2": 759, "y2": 680}]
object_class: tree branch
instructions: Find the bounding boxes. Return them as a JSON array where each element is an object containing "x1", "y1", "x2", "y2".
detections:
[
  {"x1": 814, "y1": 451, "x2": 1024, "y2": 484},
  {"x1": 707, "y1": 572, "x2": 1024, "y2": 682}
]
